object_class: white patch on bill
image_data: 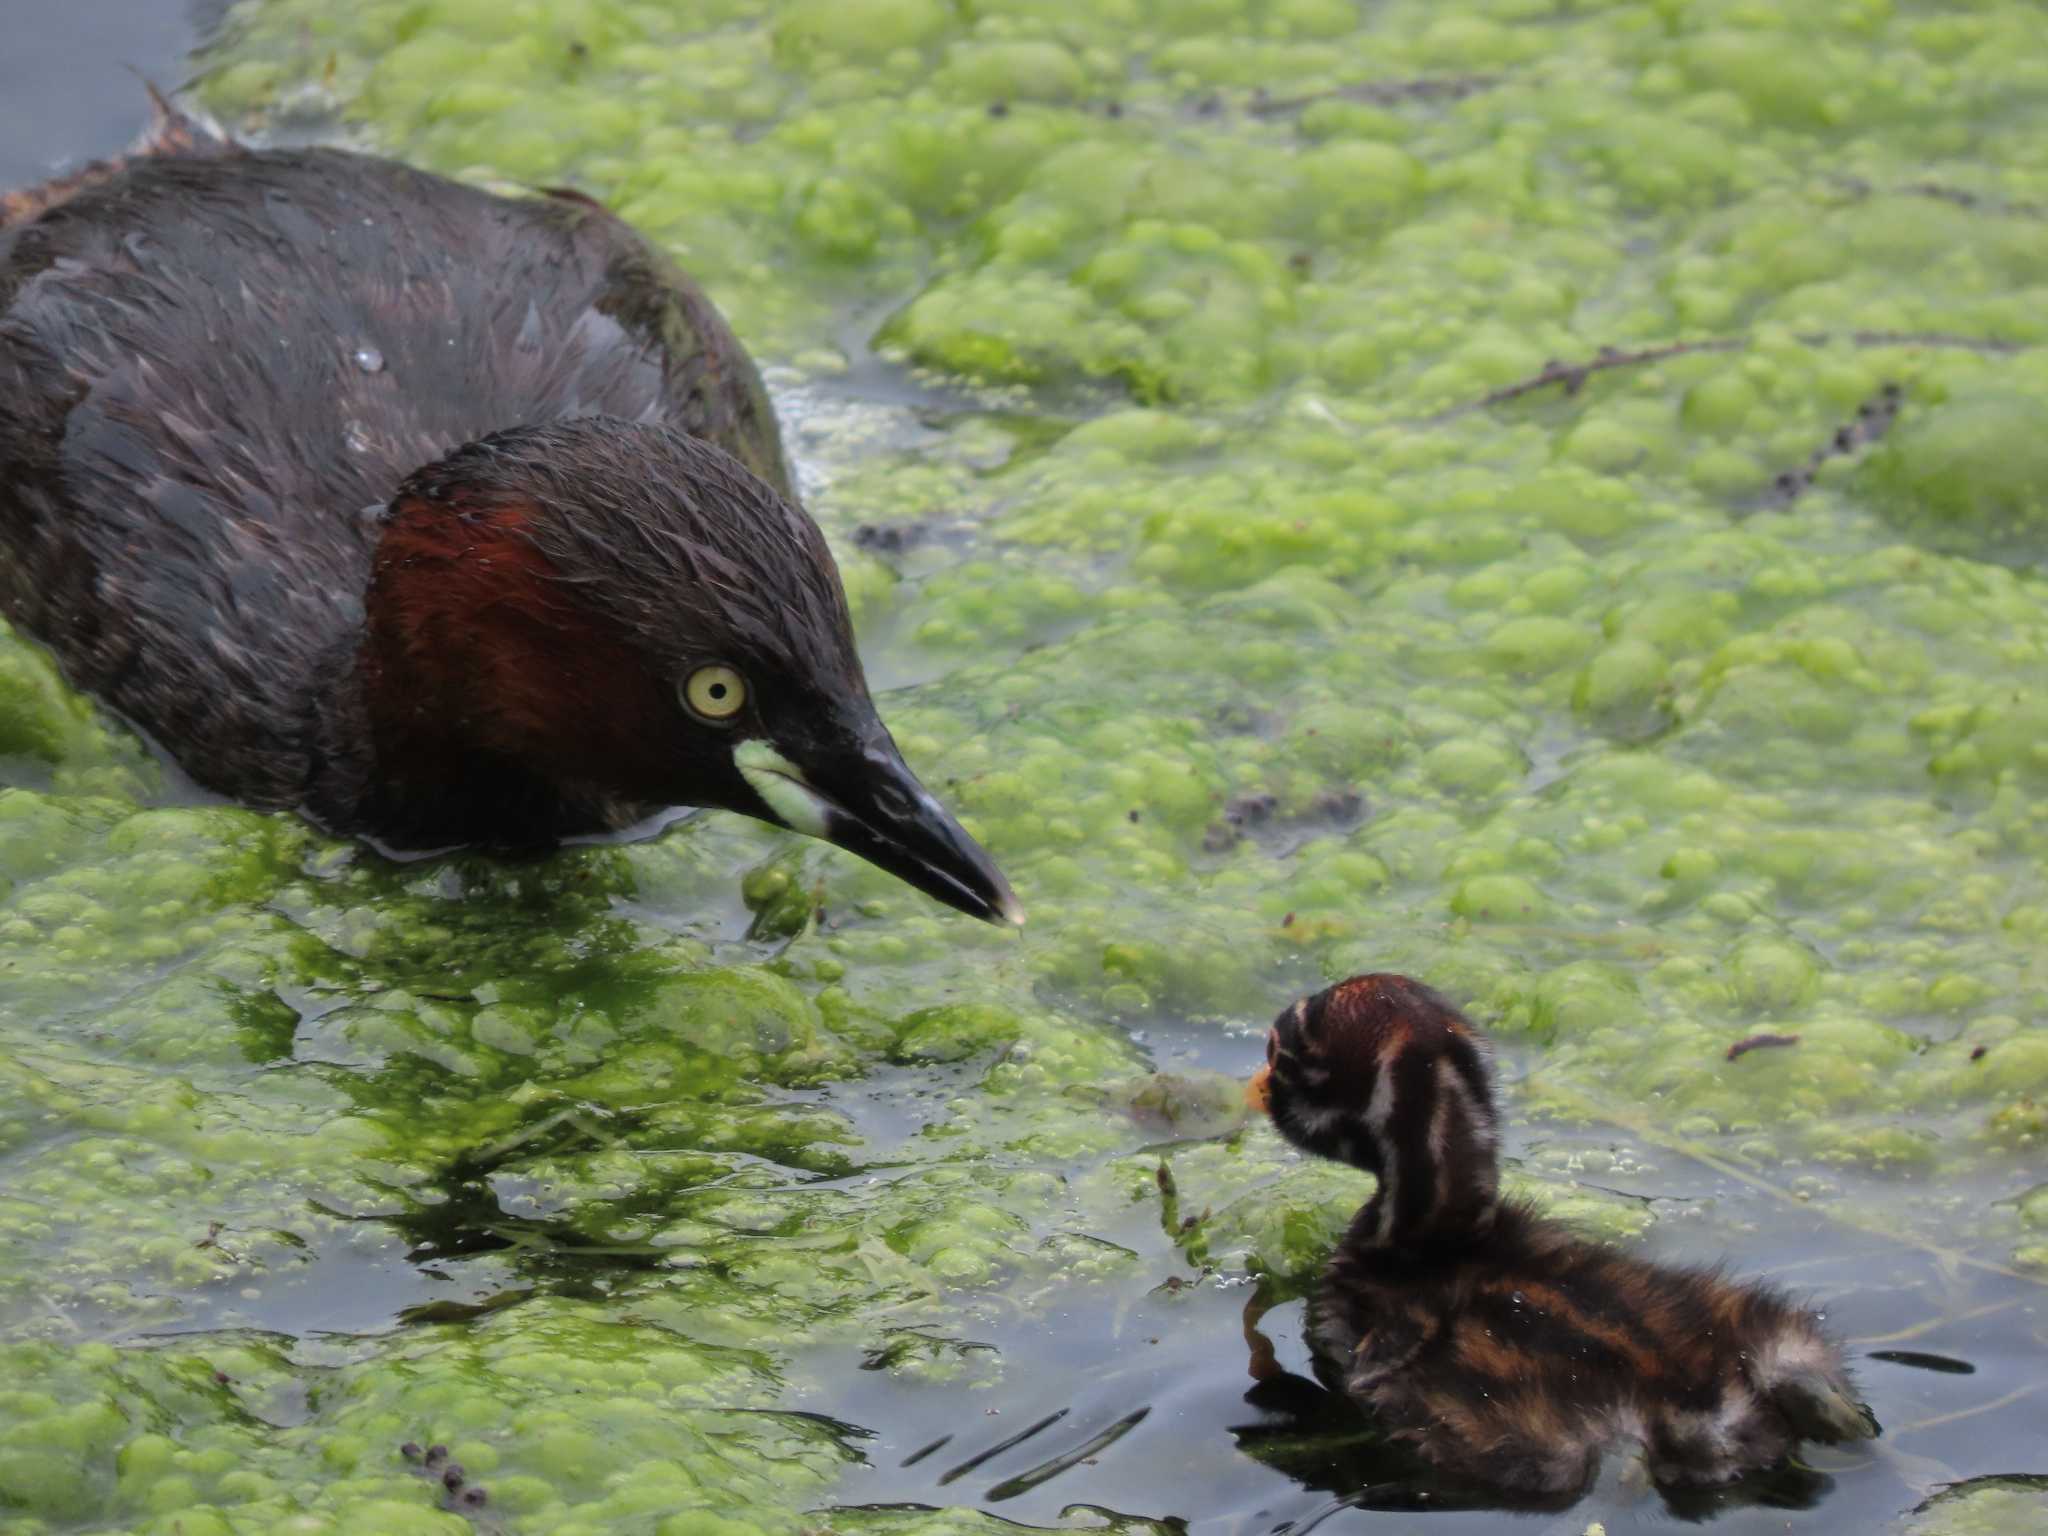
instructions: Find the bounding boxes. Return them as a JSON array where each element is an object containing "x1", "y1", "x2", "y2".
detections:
[{"x1": 735, "y1": 739, "x2": 832, "y2": 838}]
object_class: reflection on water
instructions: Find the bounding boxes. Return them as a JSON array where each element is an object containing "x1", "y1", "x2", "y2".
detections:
[
  {"x1": 183, "y1": 1055, "x2": 2033, "y2": 1534},
  {"x1": 809, "y1": 1216, "x2": 2041, "y2": 1535},
  {"x1": 82, "y1": 935, "x2": 2043, "y2": 1533},
  {"x1": 813, "y1": 1015, "x2": 2043, "y2": 1532}
]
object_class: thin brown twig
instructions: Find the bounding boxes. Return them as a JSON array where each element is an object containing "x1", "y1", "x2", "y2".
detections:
[
  {"x1": 1248, "y1": 74, "x2": 1502, "y2": 118},
  {"x1": 1829, "y1": 329, "x2": 2032, "y2": 353},
  {"x1": 1891, "y1": 1382, "x2": 2043, "y2": 1439},
  {"x1": 1831, "y1": 174, "x2": 2048, "y2": 221},
  {"x1": 1243, "y1": 1287, "x2": 1282, "y2": 1382},
  {"x1": 1852, "y1": 1297, "x2": 2027, "y2": 1348},
  {"x1": 1428, "y1": 330, "x2": 2035, "y2": 424},
  {"x1": 1761, "y1": 380, "x2": 1905, "y2": 506},
  {"x1": 1726, "y1": 1031, "x2": 1801, "y2": 1062},
  {"x1": 1426, "y1": 338, "x2": 1746, "y2": 422}
]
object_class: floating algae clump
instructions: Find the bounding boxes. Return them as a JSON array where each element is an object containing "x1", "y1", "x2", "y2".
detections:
[
  {"x1": 1904, "y1": 1476, "x2": 2048, "y2": 1536},
  {"x1": 1864, "y1": 387, "x2": 2048, "y2": 565},
  {"x1": 1, "y1": 0, "x2": 2045, "y2": 1531}
]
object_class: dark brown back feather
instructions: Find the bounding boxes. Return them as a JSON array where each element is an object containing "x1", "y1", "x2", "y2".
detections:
[{"x1": 1, "y1": 138, "x2": 788, "y2": 812}]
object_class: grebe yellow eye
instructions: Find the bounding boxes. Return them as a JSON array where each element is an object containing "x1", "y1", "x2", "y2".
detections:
[{"x1": 683, "y1": 664, "x2": 746, "y2": 721}]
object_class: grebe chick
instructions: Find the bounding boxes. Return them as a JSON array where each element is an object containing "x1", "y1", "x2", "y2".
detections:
[
  {"x1": 0, "y1": 96, "x2": 1019, "y2": 924},
  {"x1": 1246, "y1": 974, "x2": 1877, "y2": 1499}
]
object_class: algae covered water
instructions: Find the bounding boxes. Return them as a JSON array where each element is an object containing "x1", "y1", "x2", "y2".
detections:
[{"x1": 4, "y1": 2, "x2": 2048, "y2": 1532}]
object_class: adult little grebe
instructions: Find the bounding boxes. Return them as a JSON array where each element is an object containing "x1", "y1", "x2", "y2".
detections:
[
  {"x1": 0, "y1": 96, "x2": 1019, "y2": 924},
  {"x1": 1246, "y1": 974, "x2": 1876, "y2": 1498}
]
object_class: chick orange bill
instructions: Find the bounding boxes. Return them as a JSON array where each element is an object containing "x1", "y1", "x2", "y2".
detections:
[{"x1": 1245, "y1": 1062, "x2": 1273, "y2": 1113}]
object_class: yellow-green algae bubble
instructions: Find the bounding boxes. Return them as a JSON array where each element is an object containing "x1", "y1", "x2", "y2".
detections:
[
  {"x1": 1904, "y1": 1476, "x2": 2048, "y2": 1536},
  {"x1": 2, "y1": 0, "x2": 2047, "y2": 1530}
]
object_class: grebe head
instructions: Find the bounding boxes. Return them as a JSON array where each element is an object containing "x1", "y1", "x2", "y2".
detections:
[
  {"x1": 361, "y1": 417, "x2": 1021, "y2": 925},
  {"x1": 1249, "y1": 974, "x2": 1500, "y2": 1244}
]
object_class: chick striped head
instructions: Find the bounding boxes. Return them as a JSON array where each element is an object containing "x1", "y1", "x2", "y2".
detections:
[{"x1": 1249, "y1": 974, "x2": 1502, "y2": 1244}]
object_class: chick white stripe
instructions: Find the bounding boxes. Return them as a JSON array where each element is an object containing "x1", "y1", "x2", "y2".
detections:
[{"x1": 1365, "y1": 1032, "x2": 1404, "y2": 1242}]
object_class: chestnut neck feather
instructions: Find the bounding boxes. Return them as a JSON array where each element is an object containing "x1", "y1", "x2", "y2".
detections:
[{"x1": 344, "y1": 488, "x2": 675, "y2": 844}]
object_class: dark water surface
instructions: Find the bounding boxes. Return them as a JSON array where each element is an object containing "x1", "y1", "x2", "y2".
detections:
[
  {"x1": 0, "y1": 1, "x2": 221, "y2": 189},
  {"x1": 118, "y1": 1012, "x2": 2048, "y2": 1535},
  {"x1": 798, "y1": 1021, "x2": 2045, "y2": 1536}
]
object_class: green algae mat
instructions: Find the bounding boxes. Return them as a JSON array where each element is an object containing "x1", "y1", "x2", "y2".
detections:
[{"x1": 6, "y1": 1, "x2": 2048, "y2": 1532}]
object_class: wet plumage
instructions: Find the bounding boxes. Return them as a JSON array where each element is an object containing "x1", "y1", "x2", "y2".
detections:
[
  {"x1": 1248, "y1": 974, "x2": 1877, "y2": 1499},
  {"x1": 0, "y1": 99, "x2": 1018, "y2": 922}
]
